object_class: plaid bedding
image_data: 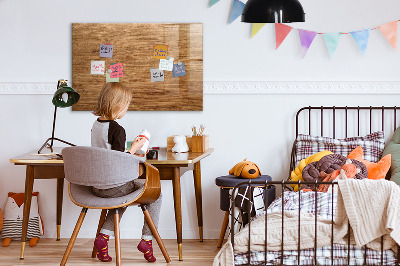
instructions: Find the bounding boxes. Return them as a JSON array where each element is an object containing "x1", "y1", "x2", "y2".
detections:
[
  {"x1": 234, "y1": 191, "x2": 397, "y2": 265},
  {"x1": 294, "y1": 131, "x2": 385, "y2": 166}
]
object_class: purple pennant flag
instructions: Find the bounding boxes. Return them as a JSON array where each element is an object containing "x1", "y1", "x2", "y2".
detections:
[
  {"x1": 298, "y1": 29, "x2": 317, "y2": 58},
  {"x1": 229, "y1": 0, "x2": 245, "y2": 24}
]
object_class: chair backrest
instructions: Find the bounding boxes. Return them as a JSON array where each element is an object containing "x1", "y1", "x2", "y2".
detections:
[{"x1": 62, "y1": 146, "x2": 145, "y2": 187}]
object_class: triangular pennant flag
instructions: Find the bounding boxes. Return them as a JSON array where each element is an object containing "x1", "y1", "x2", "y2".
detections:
[
  {"x1": 378, "y1": 21, "x2": 398, "y2": 50},
  {"x1": 251, "y1": 23, "x2": 266, "y2": 38},
  {"x1": 209, "y1": 0, "x2": 220, "y2": 7},
  {"x1": 323, "y1": 33, "x2": 341, "y2": 58},
  {"x1": 351, "y1": 29, "x2": 370, "y2": 55},
  {"x1": 275, "y1": 23, "x2": 293, "y2": 49},
  {"x1": 298, "y1": 29, "x2": 317, "y2": 58},
  {"x1": 229, "y1": 0, "x2": 245, "y2": 24}
]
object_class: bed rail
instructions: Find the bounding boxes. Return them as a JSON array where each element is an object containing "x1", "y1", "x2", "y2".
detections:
[{"x1": 230, "y1": 180, "x2": 400, "y2": 266}]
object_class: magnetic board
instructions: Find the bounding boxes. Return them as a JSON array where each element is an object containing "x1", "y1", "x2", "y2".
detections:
[{"x1": 72, "y1": 23, "x2": 203, "y2": 111}]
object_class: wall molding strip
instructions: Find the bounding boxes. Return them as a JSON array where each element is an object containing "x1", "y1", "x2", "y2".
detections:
[{"x1": 0, "y1": 81, "x2": 399, "y2": 95}]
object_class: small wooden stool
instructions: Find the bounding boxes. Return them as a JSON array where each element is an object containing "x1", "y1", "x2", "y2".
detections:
[{"x1": 215, "y1": 175, "x2": 275, "y2": 248}]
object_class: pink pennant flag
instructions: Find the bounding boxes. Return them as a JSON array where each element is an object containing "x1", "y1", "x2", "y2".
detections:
[
  {"x1": 378, "y1": 21, "x2": 398, "y2": 50},
  {"x1": 298, "y1": 29, "x2": 317, "y2": 58},
  {"x1": 275, "y1": 23, "x2": 293, "y2": 49}
]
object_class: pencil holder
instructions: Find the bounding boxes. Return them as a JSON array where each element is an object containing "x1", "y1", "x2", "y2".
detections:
[{"x1": 191, "y1": 135, "x2": 209, "y2": 153}]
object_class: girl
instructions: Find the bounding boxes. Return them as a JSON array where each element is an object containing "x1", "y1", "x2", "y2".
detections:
[{"x1": 91, "y1": 82, "x2": 162, "y2": 263}]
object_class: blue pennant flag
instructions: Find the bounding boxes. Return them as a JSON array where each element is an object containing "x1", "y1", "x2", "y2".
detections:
[
  {"x1": 209, "y1": 0, "x2": 221, "y2": 7},
  {"x1": 229, "y1": 0, "x2": 245, "y2": 24},
  {"x1": 351, "y1": 29, "x2": 371, "y2": 55},
  {"x1": 323, "y1": 33, "x2": 341, "y2": 58}
]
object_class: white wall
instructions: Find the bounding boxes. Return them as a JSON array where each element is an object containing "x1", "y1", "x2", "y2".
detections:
[{"x1": 1, "y1": 0, "x2": 400, "y2": 240}]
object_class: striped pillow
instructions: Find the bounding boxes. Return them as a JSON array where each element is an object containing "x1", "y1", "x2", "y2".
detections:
[{"x1": 294, "y1": 131, "x2": 385, "y2": 166}]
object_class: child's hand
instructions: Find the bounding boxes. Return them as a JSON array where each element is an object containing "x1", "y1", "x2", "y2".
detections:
[
  {"x1": 128, "y1": 137, "x2": 147, "y2": 155},
  {"x1": 134, "y1": 149, "x2": 149, "y2": 157}
]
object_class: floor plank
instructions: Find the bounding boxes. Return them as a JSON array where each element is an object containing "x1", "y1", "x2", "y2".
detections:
[{"x1": 0, "y1": 239, "x2": 221, "y2": 265}]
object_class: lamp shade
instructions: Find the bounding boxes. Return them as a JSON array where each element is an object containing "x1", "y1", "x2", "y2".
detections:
[
  {"x1": 241, "y1": 0, "x2": 305, "y2": 23},
  {"x1": 52, "y1": 84, "x2": 80, "y2": 108}
]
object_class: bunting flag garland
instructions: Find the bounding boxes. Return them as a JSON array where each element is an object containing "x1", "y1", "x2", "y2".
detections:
[
  {"x1": 209, "y1": 0, "x2": 220, "y2": 8},
  {"x1": 351, "y1": 29, "x2": 370, "y2": 55},
  {"x1": 298, "y1": 29, "x2": 317, "y2": 58},
  {"x1": 323, "y1": 33, "x2": 341, "y2": 58},
  {"x1": 251, "y1": 23, "x2": 266, "y2": 38},
  {"x1": 378, "y1": 21, "x2": 398, "y2": 50},
  {"x1": 229, "y1": 0, "x2": 245, "y2": 24},
  {"x1": 209, "y1": 5, "x2": 400, "y2": 57},
  {"x1": 275, "y1": 23, "x2": 293, "y2": 49}
]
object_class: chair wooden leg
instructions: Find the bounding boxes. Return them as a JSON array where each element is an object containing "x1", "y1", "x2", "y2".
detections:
[
  {"x1": 91, "y1": 209, "x2": 108, "y2": 258},
  {"x1": 114, "y1": 210, "x2": 121, "y2": 266},
  {"x1": 141, "y1": 205, "x2": 171, "y2": 263},
  {"x1": 217, "y1": 211, "x2": 230, "y2": 248},
  {"x1": 60, "y1": 208, "x2": 88, "y2": 266}
]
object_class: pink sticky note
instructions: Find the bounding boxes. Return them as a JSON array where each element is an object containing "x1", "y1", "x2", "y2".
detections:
[{"x1": 109, "y1": 63, "x2": 124, "y2": 78}]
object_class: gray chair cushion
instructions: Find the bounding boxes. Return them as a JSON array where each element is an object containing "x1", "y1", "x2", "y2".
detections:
[{"x1": 69, "y1": 180, "x2": 145, "y2": 208}]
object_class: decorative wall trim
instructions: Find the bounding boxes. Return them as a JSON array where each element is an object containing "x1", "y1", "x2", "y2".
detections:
[
  {"x1": 1, "y1": 81, "x2": 400, "y2": 95},
  {"x1": 204, "y1": 81, "x2": 400, "y2": 94},
  {"x1": 0, "y1": 83, "x2": 55, "y2": 94}
]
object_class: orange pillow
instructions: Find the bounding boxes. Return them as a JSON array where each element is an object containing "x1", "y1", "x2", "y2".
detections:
[{"x1": 347, "y1": 146, "x2": 391, "y2": 180}]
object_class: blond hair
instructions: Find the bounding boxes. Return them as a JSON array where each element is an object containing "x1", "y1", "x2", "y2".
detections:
[{"x1": 93, "y1": 82, "x2": 132, "y2": 120}]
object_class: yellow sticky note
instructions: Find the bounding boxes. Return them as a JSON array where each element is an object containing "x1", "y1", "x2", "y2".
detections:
[{"x1": 153, "y1": 44, "x2": 168, "y2": 59}]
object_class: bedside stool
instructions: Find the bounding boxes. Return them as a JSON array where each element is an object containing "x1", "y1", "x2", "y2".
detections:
[{"x1": 215, "y1": 175, "x2": 275, "y2": 248}]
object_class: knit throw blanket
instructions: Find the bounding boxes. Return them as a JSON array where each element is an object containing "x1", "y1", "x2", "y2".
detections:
[{"x1": 213, "y1": 179, "x2": 400, "y2": 266}]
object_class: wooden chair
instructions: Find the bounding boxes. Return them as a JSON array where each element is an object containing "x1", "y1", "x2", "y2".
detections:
[{"x1": 60, "y1": 146, "x2": 171, "y2": 265}]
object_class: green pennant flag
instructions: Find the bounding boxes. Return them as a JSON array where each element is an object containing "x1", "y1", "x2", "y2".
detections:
[{"x1": 209, "y1": 0, "x2": 220, "y2": 7}]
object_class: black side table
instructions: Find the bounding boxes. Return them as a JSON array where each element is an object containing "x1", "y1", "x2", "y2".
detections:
[{"x1": 215, "y1": 175, "x2": 275, "y2": 248}]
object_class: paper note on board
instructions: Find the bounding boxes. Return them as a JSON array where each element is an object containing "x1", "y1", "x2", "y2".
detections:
[
  {"x1": 109, "y1": 63, "x2": 124, "y2": 78},
  {"x1": 159, "y1": 57, "x2": 174, "y2": 71},
  {"x1": 106, "y1": 72, "x2": 119, "y2": 82},
  {"x1": 150, "y1": 68, "x2": 164, "y2": 82},
  {"x1": 91, "y1": 61, "x2": 105, "y2": 75},
  {"x1": 100, "y1": 44, "x2": 113, "y2": 58},
  {"x1": 153, "y1": 44, "x2": 168, "y2": 59},
  {"x1": 172, "y1": 63, "x2": 186, "y2": 77}
]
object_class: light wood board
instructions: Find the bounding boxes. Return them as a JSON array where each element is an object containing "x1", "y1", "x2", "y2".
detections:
[{"x1": 72, "y1": 23, "x2": 203, "y2": 111}]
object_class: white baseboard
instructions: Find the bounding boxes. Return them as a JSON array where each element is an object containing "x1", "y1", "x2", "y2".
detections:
[{"x1": 1, "y1": 81, "x2": 400, "y2": 95}]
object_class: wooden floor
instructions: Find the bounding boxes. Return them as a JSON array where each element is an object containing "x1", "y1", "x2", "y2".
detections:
[{"x1": 0, "y1": 239, "x2": 221, "y2": 265}]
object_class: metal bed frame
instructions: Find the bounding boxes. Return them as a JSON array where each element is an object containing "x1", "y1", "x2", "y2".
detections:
[{"x1": 230, "y1": 106, "x2": 400, "y2": 266}]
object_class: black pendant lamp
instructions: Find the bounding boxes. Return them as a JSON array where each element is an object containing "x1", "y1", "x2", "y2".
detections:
[{"x1": 242, "y1": 0, "x2": 305, "y2": 23}]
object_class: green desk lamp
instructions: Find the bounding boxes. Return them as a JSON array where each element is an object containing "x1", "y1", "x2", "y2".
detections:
[{"x1": 38, "y1": 79, "x2": 80, "y2": 154}]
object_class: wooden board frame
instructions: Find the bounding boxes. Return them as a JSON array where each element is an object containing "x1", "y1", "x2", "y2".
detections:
[{"x1": 72, "y1": 23, "x2": 203, "y2": 111}]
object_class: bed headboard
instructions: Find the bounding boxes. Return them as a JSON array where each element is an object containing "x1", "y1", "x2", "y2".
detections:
[{"x1": 290, "y1": 106, "x2": 400, "y2": 179}]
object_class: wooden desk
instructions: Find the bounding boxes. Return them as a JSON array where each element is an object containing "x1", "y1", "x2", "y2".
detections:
[{"x1": 10, "y1": 147, "x2": 213, "y2": 261}]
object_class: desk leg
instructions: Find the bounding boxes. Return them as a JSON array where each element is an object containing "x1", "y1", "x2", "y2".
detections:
[
  {"x1": 20, "y1": 165, "x2": 34, "y2": 259},
  {"x1": 193, "y1": 161, "x2": 203, "y2": 242},
  {"x1": 172, "y1": 167, "x2": 183, "y2": 261},
  {"x1": 56, "y1": 178, "x2": 64, "y2": 241}
]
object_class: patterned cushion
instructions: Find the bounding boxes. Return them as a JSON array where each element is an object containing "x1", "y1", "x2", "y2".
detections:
[{"x1": 294, "y1": 131, "x2": 385, "y2": 166}]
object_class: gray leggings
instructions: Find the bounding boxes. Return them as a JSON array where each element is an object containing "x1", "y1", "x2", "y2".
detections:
[{"x1": 92, "y1": 180, "x2": 162, "y2": 240}]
